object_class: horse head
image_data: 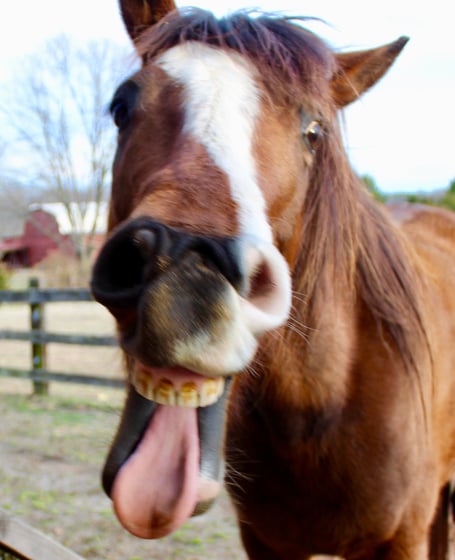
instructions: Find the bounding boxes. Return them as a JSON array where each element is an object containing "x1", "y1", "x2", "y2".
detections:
[{"x1": 91, "y1": 0, "x2": 407, "y2": 541}]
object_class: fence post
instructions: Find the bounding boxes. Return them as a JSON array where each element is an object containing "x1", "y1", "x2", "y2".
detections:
[{"x1": 29, "y1": 278, "x2": 48, "y2": 396}]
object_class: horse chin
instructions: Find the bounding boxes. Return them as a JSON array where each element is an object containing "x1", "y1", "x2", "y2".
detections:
[{"x1": 102, "y1": 365, "x2": 232, "y2": 539}]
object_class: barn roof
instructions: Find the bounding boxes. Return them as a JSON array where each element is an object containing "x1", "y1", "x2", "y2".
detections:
[{"x1": 29, "y1": 202, "x2": 108, "y2": 235}]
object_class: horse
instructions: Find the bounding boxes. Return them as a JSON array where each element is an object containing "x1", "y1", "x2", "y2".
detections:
[{"x1": 90, "y1": 1, "x2": 455, "y2": 558}]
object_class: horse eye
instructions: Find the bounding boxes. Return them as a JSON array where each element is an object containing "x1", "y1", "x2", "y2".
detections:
[
  {"x1": 111, "y1": 99, "x2": 130, "y2": 130},
  {"x1": 109, "y1": 80, "x2": 140, "y2": 131},
  {"x1": 303, "y1": 120, "x2": 323, "y2": 154}
]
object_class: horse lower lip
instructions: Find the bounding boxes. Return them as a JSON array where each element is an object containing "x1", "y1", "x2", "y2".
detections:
[
  {"x1": 198, "y1": 378, "x2": 232, "y2": 487},
  {"x1": 102, "y1": 378, "x2": 232, "y2": 511},
  {"x1": 190, "y1": 475, "x2": 223, "y2": 519},
  {"x1": 102, "y1": 387, "x2": 157, "y2": 498}
]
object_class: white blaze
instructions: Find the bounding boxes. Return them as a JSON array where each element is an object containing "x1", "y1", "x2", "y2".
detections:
[
  {"x1": 157, "y1": 42, "x2": 292, "y2": 354},
  {"x1": 157, "y1": 42, "x2": 273, "y2": 244}
]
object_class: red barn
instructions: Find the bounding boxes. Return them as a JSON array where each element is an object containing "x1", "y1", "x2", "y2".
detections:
[{"x1": 0, "y1": 209, "x2": 74, "y2": 268}]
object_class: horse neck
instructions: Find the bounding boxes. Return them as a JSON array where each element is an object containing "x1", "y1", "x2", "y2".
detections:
[
  {"x1": 253, "y1": 266, "x2": 357, "y2": 416},
  {"x1": 246, "y1": 170, "x2": 426, "y2": 439},
  {"x1": 246, "y1": 158, "x2": 383, "y2": 426},
  {"x1": 253, "y1": 150, "x2": 360, "y2": 410}
]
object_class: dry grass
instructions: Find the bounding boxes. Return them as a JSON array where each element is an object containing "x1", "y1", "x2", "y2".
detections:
[{"x1": 0, "y1": 300, "x2": 123, "y2": 386}]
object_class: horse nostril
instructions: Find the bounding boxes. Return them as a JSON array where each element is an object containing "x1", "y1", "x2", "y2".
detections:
[
  {"x1": 91, "y1": 218, "x2": 246, "y2": 311},
  {"x1": 91, "y1": 228, "x2": 149, "y2": 309},
  {"x1": 133, "y1": 229, "x2": 157, "y2": 259},
  {"x1": 248, "y1": 260, "x2": 273, "y2": 301},
  {"x1": 241, "y1": 243, "x2": 292, "y2": 336},
  {"x1": 191, "y1": 238, "x2": 243, "y2": 291},
  {"x1": 245, "y1": 246, "x2": 276, "y2": 303}
]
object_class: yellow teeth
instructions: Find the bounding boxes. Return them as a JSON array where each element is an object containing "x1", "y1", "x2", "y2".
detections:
[
  {"x1": 133, "y1": 374, "x2": 225, "y2": 408},
  {"x1": 136, "y1": 374, "x2": 155, "y2": 400},
  {"x1": 177, "y1": 383, "x2": 199, "y2": 407},
  {"x1": 156, "y1": 379, "x2": 176, "y2": 406},
  {"x1": 200, "y1": 378, "x2": 221, "y2": 404}
]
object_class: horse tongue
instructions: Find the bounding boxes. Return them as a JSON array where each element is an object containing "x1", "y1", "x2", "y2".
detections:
[{"x1": 111, "y1": 404, "x2": 199, "y2": 539}]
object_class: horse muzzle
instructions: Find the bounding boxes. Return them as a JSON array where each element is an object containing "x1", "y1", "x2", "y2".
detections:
[
  {"x1": 91, "y1": 217, "x2": 291, "y2": 378},
  {"x1": 90, "y1": 217, "x2": 291, "y2": 538}
]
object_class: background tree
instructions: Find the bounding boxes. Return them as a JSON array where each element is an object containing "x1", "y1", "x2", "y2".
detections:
[
  {"x1": 0, "y1": 35, "x2": 131, "y2": 262},
  {"x1": 438, "y1": 178, "x2": 455, "y2": 211},
  {"x1": 404, "y1": 178, "x2": 455, "y2": 210},
  {"x1": 0, "y1": 139, "x2": 32, "y2": 241},
  {"x1": 361, "y1": 174, "x2": 387, "y2": 203}
]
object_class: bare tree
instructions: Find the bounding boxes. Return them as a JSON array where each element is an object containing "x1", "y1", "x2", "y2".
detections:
[{"x1": 1, "y1": 35, "x2": 131, "y2": 261}]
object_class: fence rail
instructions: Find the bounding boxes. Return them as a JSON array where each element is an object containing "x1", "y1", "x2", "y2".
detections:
[
  {"x1": 0, "y1": 280, "x2": 121, "y2": 393},
  {"x1": 0, "y1": 283, "x2": 106, "y2": 559},
  {"x1": 0, "y1": 288, "x2": 97, "y2": 304},
  {"x1": 0, "y1": 508, "x2": 84, "y2": 560},
  {"x1": 0, "y1": 330, "x2": 117, "y2": 346},
  {"x1": 0, "y1": 367, "x2": 124, "y2": 388}
]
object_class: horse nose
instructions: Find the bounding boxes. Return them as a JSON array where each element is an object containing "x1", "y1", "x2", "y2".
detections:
[{"x1": 90, "y1": 218, "x2": 244, "y2": 311}]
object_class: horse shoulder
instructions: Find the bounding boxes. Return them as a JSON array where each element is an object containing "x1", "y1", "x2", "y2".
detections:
[
  {"x1": 389, "y1": 202, "x2": 455, "y2": 254},
  {"x1": 391, "y1": 202, "x2": 455, "y2": 481}
]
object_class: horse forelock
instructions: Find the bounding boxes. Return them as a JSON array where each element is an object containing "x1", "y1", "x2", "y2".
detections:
[{"x1": 135, "y1": 8, "x2": 335, "y2": 106}]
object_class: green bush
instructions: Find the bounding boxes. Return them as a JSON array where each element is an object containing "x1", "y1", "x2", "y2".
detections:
[
  {"x1": 438, "y1": 180, "x2": 455, "y2": 212},
  {"x1": 0, "y1": 263, "x2": 11, "y2": 290},
  {"x1": 406, "y1": 178, "x2": 455, "y2": 211}
]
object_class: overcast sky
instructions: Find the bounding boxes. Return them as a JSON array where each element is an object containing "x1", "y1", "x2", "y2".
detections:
[{"x1": 1, "y1": 0, "x2": 454, "y2": 192}]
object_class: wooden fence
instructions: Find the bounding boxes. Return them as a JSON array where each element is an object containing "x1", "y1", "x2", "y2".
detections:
[
  {"x1": 0, "y1": 281, "x2": 116, "y2": 558},
  {"x1": 0, "y1": 279, "x2": 122, "y2": 394},
  {"x1": 0, "y1": 509, "x2": 84, "y2": 560}
]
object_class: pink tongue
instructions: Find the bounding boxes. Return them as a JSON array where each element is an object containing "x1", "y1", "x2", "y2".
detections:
[{"x1": 111, "y1": 405, "x2": 199, "y2": 539}]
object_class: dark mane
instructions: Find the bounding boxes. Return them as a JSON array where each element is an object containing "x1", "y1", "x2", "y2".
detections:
[
  {"x1": 136, "y1": 8, "x2": 335, "y2": 104},
  {"x1": 137, "y1": 8, "x2": 427, "y2": 376},
  {"x1": 297, "y1": 125, "x2": 428, "y2": 378}
]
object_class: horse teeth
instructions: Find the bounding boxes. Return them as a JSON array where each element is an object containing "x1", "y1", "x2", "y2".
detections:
[
  {"x1": 155, "y1": 379, "x2": 176, "y2": 406},
  {"x1": 200, "y1": 378, "x2": 225, "y2": 407},
  {"x1": 177, "y1": 382, "x2": 199, "y2": 407},
  {"x1": 132, "y1": 370, "x2": 225, "y2": 408},
  {"x1": 134, "y1": 372, "x2": 155, "y2": 400}
]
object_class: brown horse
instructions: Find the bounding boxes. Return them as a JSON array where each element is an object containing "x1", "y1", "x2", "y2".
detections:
[{"x1": 91, "y1": 1, "x2": 455, "y2": 558}]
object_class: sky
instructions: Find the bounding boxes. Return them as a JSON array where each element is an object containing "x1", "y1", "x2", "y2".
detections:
[{"x1": 0, "y1": 0, "x2": 454, "y2": 193}]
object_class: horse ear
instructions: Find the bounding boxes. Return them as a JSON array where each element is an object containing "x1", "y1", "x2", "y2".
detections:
[
  {"x1": 119, "y1": 0, "x2": 177, "y2": 41},
  {"x1": 331, "y1": 37, "x2": 409, "y2": 108}
]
